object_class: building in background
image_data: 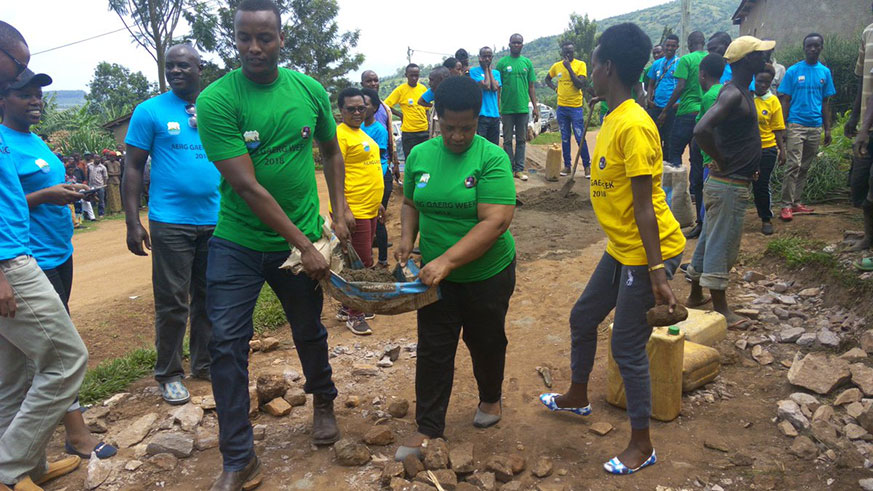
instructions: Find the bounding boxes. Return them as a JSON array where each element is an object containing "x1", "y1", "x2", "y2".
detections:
[{"x1": 732, "y1": 0, "x2": 869, "y2": 48}]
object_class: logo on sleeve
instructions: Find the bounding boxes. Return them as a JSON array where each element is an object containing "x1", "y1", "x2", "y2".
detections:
[
  {"x1": 301, "y1": 126, "x2": 311, "y2": 139},
  {"x1": 244, "y1": 130, "x2": 261, "y2": 150},
  {"x1": 417, "y1": 173, "x2": 430, "y2": 189},
  {"x1": 506, "y1": 66, "x2": 513, "y2": 73},
  {"x1": 762, "y1": 109, "x2": 769, "y2": 116},
  {"x1": 798, "y1": 75, "x2": 806, "y2": 83},
  {"x1": 408, "y1": 98, "x2": 415, "y2": 105},
  {"x1": 464, "y1": 176, "x2": 476, "y2": 188},
  {"x1": 35, "y1": 159, "x2": 50, "y2": 173},
  {"x1": 167, "y1": 122, "x2": 181, "y2": 136},
  {"x1": 598, "y1": 156, "x2": 607, "y2": 170},
  {"x1": 363, "y1": 141, "x2": 371, "y2": 152}
]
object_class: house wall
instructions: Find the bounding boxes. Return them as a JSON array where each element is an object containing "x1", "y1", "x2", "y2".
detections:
[
  {"x1": 109, "y1": 120, "x2": 130, "y2": 147},
  {"x1": 739, "y1": 0, "x2": 870, "y2": 50}
]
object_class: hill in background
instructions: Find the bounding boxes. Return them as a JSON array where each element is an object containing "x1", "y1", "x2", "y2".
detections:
[
  {"x1": 46, "y1": 90, "x2": 87, "y2": 110},
  {"x1": 378, "y1": 0, "x2": 739, "y2": 102}
]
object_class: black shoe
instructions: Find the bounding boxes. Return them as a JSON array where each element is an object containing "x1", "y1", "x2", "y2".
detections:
[
  {"x1": 761, "y1": 221, "x2": 773, "y2": 235},
  {"x1": 210, "y1": 455, "x2": 262, "y2": 491},
  {"x1": 312, "y1": 394, "x2": 340, "y2": 445},
  {"x1": 411, "y1": 247, "x2": 421, "y2": 255},
  {"x1": 684, "y1": 223, "x2": 702, "y2": 239}
]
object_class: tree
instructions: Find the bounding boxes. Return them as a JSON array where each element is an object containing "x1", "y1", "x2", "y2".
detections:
[
  {"x1": 86, "y1": 62, "x2": 157, "y2": 116},
  {"x1": 109, "y1": 0, "x2": 185, "y2": 92},
  {"x1": 559, "y1": 13, "x2": 598, "y2": 65},
  {"x1": 184, "y1": 0, "x2": 364, "y2": 96}
]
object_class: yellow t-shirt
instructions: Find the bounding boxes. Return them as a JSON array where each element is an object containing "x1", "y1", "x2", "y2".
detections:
[
  {"x1": 590, "y1": 99, "x2": 686, "y2": 266},
  {"x1": 548, "y1": 59, "x2": 587, "y2": 108},
  {"x1": 336, "y1": 123, "x2": 384, "y2": 219},
  {"x1": 384, "y1": 83, "x2": 429, "y2": 132},
  {"x1": 754, "y1": 93, "x2": 785, "y2": 149}
]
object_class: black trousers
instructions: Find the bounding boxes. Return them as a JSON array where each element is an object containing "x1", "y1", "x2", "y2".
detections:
[
  {"x1": 477, "y1": 116, "x2": 500, "y2": 145},
  {"x1": 414, "y1": 259, "x2": 516, "y2": 438},
  {"x1": 43, "y1": 256, "x2": 73, "y2": 314},
  {"x1": 402, "y1": 131, "x2": 430, "y2": 160},
  {"x1": 646, "y1": 105, "x2": 676, "y2": 161},
  {"x1": 753, "y1": 147, "x2": 779, "y2": 221},
  {"x1": 851, "y1": 137, "x2": 873, "y2": 207}
]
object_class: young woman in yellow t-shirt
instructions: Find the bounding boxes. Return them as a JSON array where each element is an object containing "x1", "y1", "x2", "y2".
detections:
[
  {"x1": 538, "y1": 23, "x2": 686, "y2": 475},
  {"x1": 335, "y1": 87, "x2": 385, "y2": 335}
]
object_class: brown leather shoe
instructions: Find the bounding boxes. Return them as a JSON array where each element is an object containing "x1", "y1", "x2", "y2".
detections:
[
  {"x1": 210, "y1": 455, "x2": 262, "y2": 491},
  {"x1": 12, "y1": 477, "x2": 42, "y2": 491},
  {"x1": 312, "y1": 394, "x2": 340, "y2": 445},
  {"x1": 33, "y1": 456, "x2": 80, "y2": 485}
]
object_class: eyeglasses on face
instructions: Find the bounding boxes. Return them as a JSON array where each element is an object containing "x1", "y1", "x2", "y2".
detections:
[{"x1": 344, "y1": 106, "x2": 367, "y2": 114}]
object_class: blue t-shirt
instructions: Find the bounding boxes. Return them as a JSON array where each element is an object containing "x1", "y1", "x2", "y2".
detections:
[
  {"x1": 2, "y1": 127, "x2": 73, "y2": 269},
  {"x1": 0, "y1": 128, "x2": 32, "y2": 261},
  {"x1": 125, "y1": 91, "x2": 221, "y2": 225},
  {"x1": 362, "y1": 121, "x2": 389, "y2": 174},
  {"x1": 648, "y1": 56, "x2": 680, "y2": 108},
  {"x1": 720, "y1": 64, "x2": 733, "y2": 84},
  {"x1": 421, "y1": 88, "x2": 435, "y2": 104},
  {"x1": 777, "y1": 61, "x2": 836, "y2": 127},
  {"x1": 469, "y1": 67, "x2": 502, "y2": 118}
]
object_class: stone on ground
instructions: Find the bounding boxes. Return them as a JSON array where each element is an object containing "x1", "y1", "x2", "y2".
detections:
[
  {"x1": 845, "y1": 423, "x2": 869, "y2": 440},
  {"x1": 788, "y1": 436, "x2": 818, "y2": 460},
  {"x1": 112, "y1": 413, "x2": 159, "y2": 448},
  {"x1": 283, "y1": 388, "x2": 307, "y2": 407},
  {"x1": 388, "y1": 399, "x2": 410, "y2": 418},
  {"x1": 252, "y1": 424, "x2": 266, "y2": 441},
  {"x1": 776, "y1": 400, "x2": 810, "y2": 430},
  {"x1": 422, "y1": 438, "x2": 450, "y2": 470},
  {"x1": 466, "y1": 471, "x2": 497, "y2": 490},
  {"x1": 857, "y1": 405, "x2": 873, "y2": 433},
  {"x1": 811, "y1": 405, "x2": 835, "y2": 423},
  {"x1": 352, "y1": 364, "x2": 379, "y2": 376},
  {"x1": 256, "y1": 373, "x2": 288, "y2": 404},
  {"x1": 170, "y1": 403, "x2": 204, "y2": 432},
  {"x1": 847, "y1": 401, "x2": 866, "y2": 419},
  {"x1": 484, "y1": 454, "x2": 513, "y2": 482},
  {"x1": 751, "y1": 345, "x2": 774, "y2": 365},
  {"x1": 787, "y1": 353, "x2": 851, "y2": 395},
  {"x1": 146, "y1": 432, "x2": 194, "y2": 458},
  {"x1": 149, "y1": 452, "x2": 178, "y2": 471},
  {"x1": 778, "y1": 327, "x2": 804, "y2": 343},
  {"x1": 835, "y1": 388, "x2": 863, "y2": 406},
  {"x1": 248, "y1": 385, "x2": 259, "y2": 417},
  {"x1": 796, "y1": 332, "x2": 817, "y2": 347},
  {"x1": 851, "y1": 363, "x2": 873, "y2": 396},
  {"x1": 194, "y1": 426, "x2": 219, "y2": 451},
  {"x1": 840, "y1": 348, "x2": 868, "y2": 361},
  {"x1": 860, "y1": 478, "x2": 873, "y2": 491},
  {"x1": 508, "y1": 453, "x2": 526, "y2": 474},
  {"x1": 363, "y1": 426, "x2": 394, "y2": 446},
  {"x1": 345, "y1": 395, "x2": 361, "y2": 408},
  {"x1": 448, "y1": 442, "x2": 474, "y2": 473},
  {"x1": 777, "y1": 420, "x2": 798, "y2": 437},
  {"x1": 261, "y1": 336, "x2": 279, "y2": 352},
  {"x1": 817, "y1": 329, "x2": 840, "y2": 348},
  {"x1": 415, "y1": 469, "x2": 457, "y2": 489},
  {"x1": 334, "y1": 438, "x2": 371, "y2": 466},
  {"x1": 381, "y1": 461, "x2": 405, "y2": 485},
  {"x1": 86, "y1": 456, "x2": 115, "y2": 489},
  {"x1": 263, "y1": 397, "x2": 293, "y2": 417},
  {"x1": 403, "y1": 454, "x2": 424, "y2": 478},
  {"x1": 389, "y1": 478, "x2": 412, "y2": 491},
  {"x1": 861, "y1": 330, "x2": 873, "y2": 353},
  {"x1": 589, "y1": 422, "x2": 614, "y2": 436},
  {"x1": 531, "y1": 456, "x2": 553, "y2": 478}
]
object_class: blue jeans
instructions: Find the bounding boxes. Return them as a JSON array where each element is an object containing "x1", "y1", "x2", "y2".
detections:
[
  {"x1": 206, "y1": 237, "x2": 336, "y2": 471},
  {"x1": 477, "y1": 116, "x2": 500, "y2": 145},
  {"x1": 687, "y1": 178, "x2": 751, "y2": 291},
  {"x1": 557, "y1": 106, "x2": 590, "y2": 168}
]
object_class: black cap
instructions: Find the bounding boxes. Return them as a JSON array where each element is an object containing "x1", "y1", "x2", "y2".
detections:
[{"x1": 7, "y1": 68, "x2": 52, "y2": 90}]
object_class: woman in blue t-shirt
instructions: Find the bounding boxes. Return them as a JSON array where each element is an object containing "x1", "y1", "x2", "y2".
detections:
[{"x1": 1, "y1": 69, "x2": 117, "y2": 459}]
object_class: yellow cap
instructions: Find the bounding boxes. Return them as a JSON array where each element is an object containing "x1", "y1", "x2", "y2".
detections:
[{"x1": 724, "y1": 36, "x2": 776, "y2": 64}]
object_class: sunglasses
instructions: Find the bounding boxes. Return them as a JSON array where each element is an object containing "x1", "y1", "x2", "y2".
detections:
[
  {"x1": 344, "y1": 105, "x2": 367, "y2": 114},
  {"x1": 185, "y1": 103, "x2": 197, "y2": 129},
  {"x1": 0, "y1": 46, "x2": 26, "y2": 77}
]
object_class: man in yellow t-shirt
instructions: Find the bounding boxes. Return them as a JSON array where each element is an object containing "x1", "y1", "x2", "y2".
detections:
[
  {"x1": 545, "y1": 41, "x2": 592, "y2": 177},
  {"x1": 753, "y1": 64, "x2": 786, "y2": 236},
  {"x1": 384, "y1": 63, "x2": 429, "y2": 160}
]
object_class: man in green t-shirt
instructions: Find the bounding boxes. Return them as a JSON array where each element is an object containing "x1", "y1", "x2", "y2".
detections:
[
  {"x1": 496, "y1": 33, "x2": 539, "y2": 181},
  {"x1": 659, "y1": 31, "x2": 707, "y2": 238},
  {"x1": 195, "y1": 1, "x2": 354, "y2": 488}
]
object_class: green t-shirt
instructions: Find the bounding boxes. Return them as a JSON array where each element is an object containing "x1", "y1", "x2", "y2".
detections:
[
  {"x1": 496, "y1": 55, "x2": 536, "y2": 114},
  {"x1": 697, "y1": 84, "x2": 723, "y2": 164},
  {"x1": 403, "y1": 135, "x2": 516, "y2": 283},
  {"x1": 197, "y1": 68, "x2": 335, "y2": 252},
  {"x1": 673, "y1": 50, "x2": 707, "y2": 116}
]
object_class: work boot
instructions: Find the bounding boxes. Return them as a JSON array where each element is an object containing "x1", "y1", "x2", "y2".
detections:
[
  {"x1": 210, "y1": 455, "x2": 262, "y2": 491},
  {"x1": 312, "y1": 394, "x2": 340, "y2": 445},
  {"x1": 849, "y1": 204, "x2": 873, "y2": 252}
]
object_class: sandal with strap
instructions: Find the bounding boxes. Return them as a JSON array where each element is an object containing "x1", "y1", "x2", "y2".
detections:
[
  {"x1": 538, "y1": 393, "x2": 591, "y2": 416},
  {"x1": 603, "y1": 450, "x2": 657, "y2": 475},
  {"x1": 856, "y1": 257, "x2": 873, "y2": 272},
  {"x1": 65, "y1": 440, "x2": 118, "y2": 459}
]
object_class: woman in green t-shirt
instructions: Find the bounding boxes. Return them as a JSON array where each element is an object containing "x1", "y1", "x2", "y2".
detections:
[{"x1": 393, "y1": 76, "x2": 517, "y2": 461}]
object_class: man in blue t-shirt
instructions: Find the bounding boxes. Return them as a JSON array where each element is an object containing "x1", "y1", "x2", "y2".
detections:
[
  {"x1": 469, "y1": 46, "x2": 502, "y2": 145},
  {"x1": 123, "y1": 44, "x2": 221, "y2": 405},
  {"x1": 646, "y1": 34, "x2": 680, "y2": 159},
  {"x1": 361, "y1": 88, "x2": 394, "y2": 267},
  {"x1": 0, "y1": 25, "x2": 88, "y2": 489},
  {"x1": 417, "y1": 67, "x2": 450, "y2": 138},
  {"x1": 361, "y1": 70, "x2": 399, "y2": 174},
  {"x1": 777, "y1": 33, "x2": 836, "y2": 221}
]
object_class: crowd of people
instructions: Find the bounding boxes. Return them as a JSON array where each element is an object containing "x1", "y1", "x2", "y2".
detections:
[{"x1": 3, "y1": 0, "x2": 873, "y2": 489}]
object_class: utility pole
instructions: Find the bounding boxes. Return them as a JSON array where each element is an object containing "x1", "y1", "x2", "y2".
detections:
[
  {"x1": 679, "y1": 0, "x2": 691, "y2": 55},
  {"x1": 407, "y1": 47, "x2": 413, "y2": 64}
]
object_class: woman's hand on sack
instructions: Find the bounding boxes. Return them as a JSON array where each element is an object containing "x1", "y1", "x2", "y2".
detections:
[
  {"x1": 300, "y1": 245, "x2": 330, "y2": 281},
  {"x1": 394, "y1": 241, "x2": 413, "y2": 268},
  {"x1": 419, "y1": 255, "x2": 452, "y2": 286}
]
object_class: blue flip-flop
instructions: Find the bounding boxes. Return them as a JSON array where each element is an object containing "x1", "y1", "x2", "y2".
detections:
[
  {"x1": 603, "y1": 450, "x2": 656, "y2": 475},
  {"x1": 65, "y1": 441, "x2": 118, "y2": 459},
  {"x1": 539, "y1": 393, "x2": 592, "y2": 416}
]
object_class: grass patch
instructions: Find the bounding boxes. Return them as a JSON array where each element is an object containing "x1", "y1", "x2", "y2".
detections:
[
  {"x1": 79, "y1": 348, "x2": 157, "y2": 405},
  {"x1": 253, "y1": 285, "x2": 287, "y2": 334},
  {"x1": 766, "y1": 236, "x2": 873, "y2": 293},
  {"x1": 531, "y1": 132, "x2": 562, "y2": 145}
]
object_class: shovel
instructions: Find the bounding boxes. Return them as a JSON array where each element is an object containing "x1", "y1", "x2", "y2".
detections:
[{"x1": 560, "y1": 107, "x2": 596, "y2": 198}]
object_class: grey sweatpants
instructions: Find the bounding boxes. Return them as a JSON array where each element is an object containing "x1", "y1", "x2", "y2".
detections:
[
  {"x1": 0, "y1": 255, "x2": 88, "y2": 485},
  {"x1": 569, "y1": 252, "x2": 681, "y2": 430}
]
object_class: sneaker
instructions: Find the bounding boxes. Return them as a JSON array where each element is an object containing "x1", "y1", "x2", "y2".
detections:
[
  {"x1": 346, "y1": 315, "x2": 373, "y2": 335},
  {"x1": 158, "y1": 380, "x2": 190, "y2": 405},
  {"x1": 780, "y1": 207, "x2": 793, "y2": 221},
  {"x1": 336, "y1": 306, "x2": 350, "y2": 321},
  {"x1": 761, "y1": 221, "x2": 774, "y2": 235},
  {"x1": 560, "y1": 168, "x2": 571, "y2": 177},
  {"x1": 584, "y1": 167, "x2": 591, "y2": 179},
  {"x1": 792, "y1": 204, "x2": 815, "y2": 214},
  {"x1": 513, "y1": 172, "x2": 528, "y2": 181},
  {"x1": 364, "y1": 313, "x2": 376, "y2": 320}
]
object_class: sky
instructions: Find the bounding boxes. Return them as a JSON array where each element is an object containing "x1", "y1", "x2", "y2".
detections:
[{"x1": 5, "y1": 0, "x2": 671, "y2": 92}]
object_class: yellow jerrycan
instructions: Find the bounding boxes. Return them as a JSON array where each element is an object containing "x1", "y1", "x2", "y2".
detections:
[
  {"x1": 545, "y1": 143, "x2": 562, "y2": 181},
  {"x1": 682, "y1": 341, "x2": 720, "y2": 392}
]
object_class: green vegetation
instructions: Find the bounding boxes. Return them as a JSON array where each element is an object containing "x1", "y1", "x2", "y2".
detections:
[
  {"x1": 79, "y1": 348, "x2": 157, "y2": 405},
  {"x1": 766, "y1": 236, "x2": 873, "y2": 293},
  {"x1": 531, "y1": 133, "x2": 562, "y2": 145},
  {"x1": 253, "y1": 285, "x2": 287, "y2": 334}
]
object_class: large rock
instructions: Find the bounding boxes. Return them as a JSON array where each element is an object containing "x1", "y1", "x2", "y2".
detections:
[
  {"x1": 817, "y1": 329, "x2": 840, "y2": 348},
  {"x1": 777, "y1": 400, "x2": 810, "y2": 430},
  {"x1": 810, "y1": 420, "x2": 840, "y2": 448},
  {"x1": 778, "y1": 327, "x2": 805, "y2": 344},
  {"x1": 508, "y1": 453, "x2": 526, "y2": 475},
  {"x1": 778, "y1": 420, "x2": 798, "y2": 437},
  {"x1": 484, "y1": 455, "x2": 513, "y2": 483},
  {"x1": 194, "y1": 427, "x2": 218, "y2": 451},
  {"x1": 788, "y1": 435, "x2": 818, "y2": 460},
  {"x1": 861, "y1": 478, "x2": 873, "y2": 491},
  {"x1": 150, "y1": 452, "x2": 178, "y2": 470},
  {"x1": 787, "y1": 353, "x2": 851, "y2": 395},
  {"x1": 422, "y1": 438, "x2": 449, "y2": 470},
  {"x1": 256, "y1": 373, "x2": 288, "y2": 404},
  {"x1": 112, "y1": 413, "x2": 159, "y2": 448},
  {"x1": 381, "y1": 461, "x2": 405, "y2": 485},
  {"x1": 812, "y1": 405, "x2": 835, "y2": 423},
  {"x1": 531, "y1": 456, "x2": 553, "y2": 478},
  {"x1": 334, "y1": 438, "x2": 370, "y2": 466},
  {"x1": 263, "y1": 397, "x2": 292, "y2": 417},
  {"x1": 840, "y1": 348, "x2": 868, "y2": 361},
  {"x1": 845, "y1": 423, "x2": 870, "y2": 440},
  {"x1": 403, "y1": 454, "x2": 424, "y2": 478},
  {"x1": 835, "y1": 388, "x2": 863, "y2": 406},
  {"x1": 415, "y1": 469, "x2": 457, "y2": 490},
  {"x1": 388, "y1": 399, "x2": 410, "y2": 418},
  {"x1": 363, "y1": 426, "x2": 394, "y2": 446},
  {"x1": 171, "y1": 403, "x2": 204, "y2": 432},
  {"x1": 856, "y1": 405, "x2": 873, "y2": 433},
  {"x1": 851, "y1": 363, "x2": 873, "y2": 396},
  {"x1": 146, "y1": 432, "x2": 194, "y2": 458},
  {"x1": 448, "y1": 442, "x2": 474, "y2": 473},
  {"x1": 789, "y1": 392, "x2": 819, "y2": 406},
  {"x1": 85, "y1": 456, "x2": 115, "y2": 489},
  {"x1": 861, "y1": 330, "x2": 873, "y2": 353},
  {"x1": 283, "y1": 388, "x2": 307, "y2": 407},
  {"x1": 466, "y1": 471, "x2": 497, "y2": 490}
]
